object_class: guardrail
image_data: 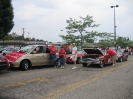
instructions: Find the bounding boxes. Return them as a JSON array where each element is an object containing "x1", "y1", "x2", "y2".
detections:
[{"x1": 0, "y1": 40, "x2": 45, "y2": 45}]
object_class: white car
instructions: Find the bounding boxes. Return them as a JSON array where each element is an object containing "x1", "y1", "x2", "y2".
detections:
[{"x1": 2, "y1": 47, "x2": 19, "y2": 56}]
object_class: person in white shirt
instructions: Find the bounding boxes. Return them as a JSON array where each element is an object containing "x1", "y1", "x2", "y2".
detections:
[{"x1": 71, "y1": 43, "x2": 77, "y2": 69}]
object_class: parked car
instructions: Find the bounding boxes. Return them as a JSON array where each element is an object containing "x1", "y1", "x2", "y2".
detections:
[
  {"x1": 0, "y1": 55, "x2": 10, "y2": 70},
  {"x1": 66, "y1": 51, "x2": 86, "y2": 64},
  {"x1": 2, "y1": 47, "x2": 20, "y2": 56},
  {"x1": 109, "y1": 48, "x2": 128, "y2": 62},
  {"x1": 5, "y1": 45, "x2": 60, "y2": 70},
  {"x1": 80, "y1": 48, "x2": 112, "y2": 68},
  {"x1": 0, "y1": 46, "x2": 9, "y2": 53},
  {"x1": 116, "y1": 50, "x2": 128, "y2": 62}
]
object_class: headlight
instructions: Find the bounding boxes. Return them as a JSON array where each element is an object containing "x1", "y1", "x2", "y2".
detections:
[{"x1": 96, "y1": 58, "x2": 99, "y2": 61}]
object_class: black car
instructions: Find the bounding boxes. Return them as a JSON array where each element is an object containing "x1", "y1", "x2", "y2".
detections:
[{"x1": 0, "y1": 55, "x2": 10, "y2": 70}]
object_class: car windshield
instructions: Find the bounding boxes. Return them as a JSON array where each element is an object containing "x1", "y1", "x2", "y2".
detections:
[
  {"x1": 117, "y1": 51, "x2": 122, "y2": 55},
  {"x1": 77, "y1": 51, "x2": 84, "y2": 54},
  {"x1": 18, "y1": 45, "x2": 35, "y2": 53}
]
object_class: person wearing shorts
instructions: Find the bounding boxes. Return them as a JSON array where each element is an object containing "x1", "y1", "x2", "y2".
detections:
[
  {"x1": 106, "y1": 47, "x2": 117, "y2": 66},
  {"x1": 71, "y1": 43, "x2": 77, "y2": 69}
]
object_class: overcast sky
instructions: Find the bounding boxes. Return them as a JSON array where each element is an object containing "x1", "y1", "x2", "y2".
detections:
[{"x1": 11, "y1": 0, "x2": 133, "y2": 42}]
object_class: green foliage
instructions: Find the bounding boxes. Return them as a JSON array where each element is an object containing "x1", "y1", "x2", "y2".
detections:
[
  {"x1": 60, "y1": 15, "x2": 100, "y2": 48},
  {"x1": 97, "y1": 32, "x2": 114, "y2": 47},
  {"x1": 116, "y1": 37, "x2": 132, "y2": 48},
  {"x1": 0, "y1": 0, "x2": 14, "y2": 39}
]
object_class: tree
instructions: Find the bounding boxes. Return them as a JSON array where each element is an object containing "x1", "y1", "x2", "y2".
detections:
[
  {"x1": 65, "y1": 15, "x2": 100, "y2": 49},
  {"x1": 116, "y1": 37, "x2": 131, "y2": 48},
  {"x1": 97, "y1": 32, "x2": 114, "y2": 47},
  {"x1": 0, "y1": 0, "x2": 14, "y2": 46}
]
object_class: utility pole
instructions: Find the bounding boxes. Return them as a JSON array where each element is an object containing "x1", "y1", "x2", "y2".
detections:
[
  {"x1": 27, "y1": 32, "x2": 30, "y2": 38},
  {"x1": 22, "y1": 28, "x2": 25, "y2": 40}
]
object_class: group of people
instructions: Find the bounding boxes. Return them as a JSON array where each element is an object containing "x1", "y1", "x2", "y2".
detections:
[
  {"x1": 49, "y1": 43, "x2": 78, "y2": 69},
  {"x1": 50, "y1": 43, "x2": 120, "y2": 69},
  {"x1": 123, "y1": 46, "x2": 133, "y2": 55}
]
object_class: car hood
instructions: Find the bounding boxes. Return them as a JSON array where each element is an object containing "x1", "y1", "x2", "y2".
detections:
[
  {"x1": 83, "y1": 48, "x2": 103, "y2": 55},
  {"x1": 5, "y1": 52, "x2": 26, "y2": 62}
]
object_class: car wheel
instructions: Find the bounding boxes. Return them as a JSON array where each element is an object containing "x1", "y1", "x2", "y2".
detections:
[
  {"x1": 76, "y1": 58, "x2": 81, "y2": 64},
  {"x1": 3, "y1": 53, "x2": 6, "y2": 56},
  {"x1": 125, "y1": 57, "x2": 128, "y2": 61},
  {"x1": 20, "y1": 60, "x2": 29, "y2": 70},
  {"x1": 99, "y1": 61, "x2": 104, "y2": 68},
  {"x1": 120, "y1": 58, "x2": 123, "y2": 62},
  {"x1": 56, "y1": 58, "x2": 60, "y2": 67},
  {"x1": 82, "y1": 63, "x2": 87, "y2": 67}
]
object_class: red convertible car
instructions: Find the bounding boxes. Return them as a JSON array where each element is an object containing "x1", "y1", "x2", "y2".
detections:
[
  {"x1": 66, "y1": 51, "x2": 87, "y2": 64},
  {"x1": 116, "y1": 50, "x2": 128, "y2": 62},
  {"x1": 80, "y1": 48, "x2": 112, "y2": 68},
  {"x1": 109, "y1": 48, "x2": 128, "y2": 62}
]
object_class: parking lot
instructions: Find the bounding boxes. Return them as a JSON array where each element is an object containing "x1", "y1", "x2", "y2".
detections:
[{"x1": 0, "y1": 55, "x2": 133, "y2": 99}]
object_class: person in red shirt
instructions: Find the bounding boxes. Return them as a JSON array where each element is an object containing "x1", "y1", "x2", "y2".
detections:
[
  {"x1": 106, "y1": 47, "x2": 117, "y2": 66},
  {"x1": 50, "y1": 43, "x2": 57, "y2": 68},
  {"x1": 130, "y1": 48, "x2": 133, "y2": 55},
  {"x1": 59, "y1": 46, "x2": 66, "y2": 68},
  {"x1": 64, "y1": 44, "x2": 70, "y2": 54}
]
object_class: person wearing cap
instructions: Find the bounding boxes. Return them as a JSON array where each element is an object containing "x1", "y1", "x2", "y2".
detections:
[
  {"x1": 59, "y1": 46, "x2": 66, "y2": 68},
  {"x1": 106, "y1": 47, "x2": 117, "y2": 66},
  {"x1": 71, "y1": 43, "x2": 77, "y2": 69},
  {"x1": 50, "y1": 43, "x2": 57, "y2": 68}
]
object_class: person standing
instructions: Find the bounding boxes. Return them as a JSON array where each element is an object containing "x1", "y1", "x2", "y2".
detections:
[
  {"x1": 50, "y1": 43, "x2": 57, "y2": 68},
  {"x1": 59, "y1": 46, "x2": 66, "y2": 68},
  {"x1": 106, "y1": 47, "x2": 117, "y2": 66},
  {"x1": 64, "y1": 44, "x2": 70, "y2": 65},
  {"x1": 71, "y1": 43, "x2": 77, "y2": 69},
  {"x1": 64, "y1": 43, "x2": 70, "y2": 54},
  {"x1": 130, "y1": 47, "x2": 133, "y2": 55}
]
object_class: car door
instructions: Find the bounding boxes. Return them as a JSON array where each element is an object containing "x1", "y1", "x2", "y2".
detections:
[
  {"x1": 42, "y1": 46, "x2": 53, "y2": 65},
  {"x1": 30, "y1": 46, "x2": 46, "y2": 66},
  {"x1": 42, "y1": 46, "x2": 60, "y2": 65},
  {"x1": 103, "y1": 50, "x2": 111, "y2": 64}
]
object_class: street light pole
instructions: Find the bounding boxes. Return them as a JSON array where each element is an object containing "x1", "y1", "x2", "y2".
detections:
[
  {"x1": 27, "y1": 32, "x2": 30, "y2": 38},
  {"x1": 60, "y1": 30, "x2": 64, "y2": 43},
  {"x1": 111, "y1": 5, "x2": 119, "y2": 47}
]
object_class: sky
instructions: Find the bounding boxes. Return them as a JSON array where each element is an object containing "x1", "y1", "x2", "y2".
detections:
[{"x1": 11, "y1": 0, "x2": 133, "y2": 42}]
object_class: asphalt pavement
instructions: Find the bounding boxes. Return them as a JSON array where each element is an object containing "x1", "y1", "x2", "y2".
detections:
[{"x1": 0, "y1": 56, "x2": 133, "y2": 99}]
